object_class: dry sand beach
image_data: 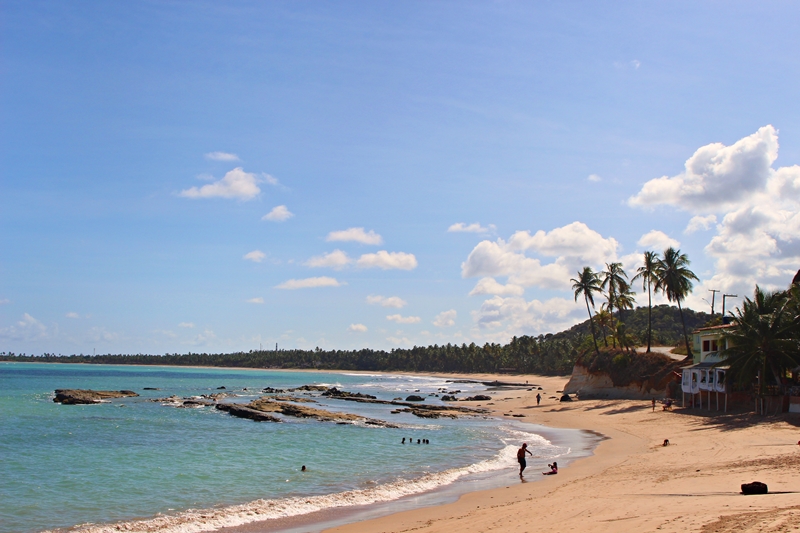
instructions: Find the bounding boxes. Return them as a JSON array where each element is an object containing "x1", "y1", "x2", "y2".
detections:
[{"x1": 322, "y1": 372, "x2": 800, "y2": 533}]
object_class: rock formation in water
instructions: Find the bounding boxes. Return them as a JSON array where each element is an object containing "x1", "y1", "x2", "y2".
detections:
[{"x1": 53, "y1": 389, "x2": 139, "y2": 404}]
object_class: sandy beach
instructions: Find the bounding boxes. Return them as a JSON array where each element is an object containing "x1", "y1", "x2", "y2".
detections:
[{"x1": 320, "y1": 372, "x2": 800, "y2": 533}]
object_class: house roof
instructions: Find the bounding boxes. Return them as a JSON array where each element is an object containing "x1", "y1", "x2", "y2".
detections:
[{"x1": 693, "y1": 324, "x2": 734, "y2": 334}]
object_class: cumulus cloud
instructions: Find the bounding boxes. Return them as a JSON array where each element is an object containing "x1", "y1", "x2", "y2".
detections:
[
  {"x1": 630, "y1": 126, "x2": 800, "y2": 298},
  {"x1": 462, "y1": 222, "x2": 619, "y2": 291},
  {"x1": 588, "y1": 174, "x2": 602, "y2": 182},
  {"x1": 65, "y1": 312, "x2": 80, "y2": 319},
  {"x1": 247, "y1": 297, "x2": 264, "y2": 304},
  {"x1": 0, "y1": 313, "x2": 48, "y2": 341},
  {"x1": 178, "y1": 322, "x2": 195, "y2": 328},
  {"x1": 243, "y1": 250, "x2": 266, "y2": 262},
  {"x1": 470, "y1": 296, "x2": 585, "y2": 341},
  {"x1": 386, "y1": 314, "x2": 421, "y2": 324},
  {"x1": 305, "y1": 250, "x2": 352, "y2": 269},
  {"x1": 262, "y1": 173, "x2": 280, "y2": 186},
  {"x1": 433, "y1": 309, "x2": 457, "y2": 328},
  {"x1": 628, "y1": 126, "x2": 779, "y2": 212},
  {"x1": 637, "y1": 230, "x2": 680, "y2": 251},
  {"x1": 685, "y1": 215, "x2": 718, "y2": 234},
  {"x1": 468, "y1": 277, "x2": 525, "y2": 297},
  {"x1": 262, "y1": 205, "x2": 294, "y2": 222},
  {"x1": 275, "y1": 277, "x2": 343, "y2": 290},
  {"x1": 205, "y1": 151, "x2": 240, "y2": 162},
  {"x1": 326, "y1": 227, "x2": 383, "y2": 245},
  {"x1": 366, "y1": 295, "x2": 407, "y2": 308},
  {"x1": 347, "y1": 323, "x2": 368, "y2": 333},
  {"x1": 357, "y1": 251, "x2": 418, "y2": 270},
  {"x1": 447, "y1": 222, "x2": 495, "y2": 233},
  {"x1": 180, "y1": 167, "x2": 261, "y2": 200}
]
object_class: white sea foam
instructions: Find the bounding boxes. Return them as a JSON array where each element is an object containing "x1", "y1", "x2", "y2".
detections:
[{"x1": 47, "y1": 430, "x2": 563, "y2": 533}]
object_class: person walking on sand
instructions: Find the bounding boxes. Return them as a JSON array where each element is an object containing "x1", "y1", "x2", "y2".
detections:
[
  {"x1": 652, "y1": 398, "x2": 656, "y2": 412},
  {"x1": 517, "y1": 443, "x2": 533, "y2": 478},
  {"x1": 536, "y1": 393, "x2": 541, "y2": 406}
]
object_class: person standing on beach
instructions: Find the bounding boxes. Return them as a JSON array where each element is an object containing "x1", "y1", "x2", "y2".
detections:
[
  {"x1": 536, "y1": 393, "x2": 541, "y2": 406},
  {"x1": 517, "y1": 443, "x2": 533, "y2": 478}
]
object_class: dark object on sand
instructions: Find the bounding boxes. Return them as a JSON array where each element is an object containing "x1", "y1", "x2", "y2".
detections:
[
  {"x1": 405, "y1": 395, "x2": 425, "y2": 402},
  {"x1": 663, "y1": 439, "x2": 670, "y2": 446},
  {"x1": 463, "y1": 395, "x2": 491, "y2": 401},
  {"x1": 741, "y1": 481, "x2": 768, "y2": 495},
  {"x1": 441, "y1": 395, "x2": 457, "y2": 401},
  {"x1": 53, "y1": 389, "x2": 139, "y2": 404},
  {"x1": 560, "y1": 394, "x2": 572, "y2": 402}
]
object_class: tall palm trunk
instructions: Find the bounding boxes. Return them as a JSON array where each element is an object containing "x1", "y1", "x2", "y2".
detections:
[
  {"x1": 585, "y1": 294, "x2": 600, "y2": 355},
  {"x1": 646, "y1": 279, "x2": 652, "y2": 353},
  {"x1": 677, "y1": 299, "x2": 692, "y2": 358}
]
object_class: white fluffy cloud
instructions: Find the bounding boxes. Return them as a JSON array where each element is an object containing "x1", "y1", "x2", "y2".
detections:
[
  {"x1": 305, "y1": 250, "x2": 352, "y2": 269},
  {"x1": 447, "y1": 222, "x2": 494, "y2": 233},
  {"x1": 180, "y1": 167, "x2": 261, "y2": 200},
  {"x1": 65, "y1": 312, "x2": 80, "y2": 319},
  {"x1": 636, "y1": 230, "x2": 680, "y2": 251},
  {"x1": 347, "y1": 323, "x2": 368, "y2": 333},
  {"x1": 468, "y1": 277, "x2": 525, "y2": 296},
  {"x1": 433, "y1": 309, "x2": 457, "y2": 328},
  {"x1": 588, "y1": 174, "x2": 602, "y2": 182},
  {"x1": 326, "y1": 227, "x2": 383, "y2": 245},
  {"x1": 462, "y1": 222, "x2": 619, "y2": 291},
  {"x1": 178, "y1": 322, "x2": 195, "y2": 328},
  {"x1": 386, "y1": 314, "x2": 421, "y2": 324},
  {"x1": 366, "y1": 295, "x2": 407, "y2": 308},
  {"x1": 247, "y1": 297, "x2": 264, "y2": 304},
  {"x1": 685, "y1": 215, "x2": 717, "y2": 234},
  {"x1": 0, "y1": 313, "x2": 48, "y2": 341},
  {"x1": 357, "y1": 251, "x2": 418, "y2": 270},
  {"x1": 628, "y1": 126, "x2": 779, "y2": 212},
  {"x1": 205, "y1": 151, "x2": 240, "y2": 162},
  {"x1": 630, "y1": 125, "x2": 800, "y2": 297},
  {"x1": 262, "y1": 205, "x2": 294, "y2": 222},
  {"x1": 243, "y1": 250, "x2": 266, "y2": 262},
  {"x1": 470, "y1": 296, "x2": 585, "y2": 341},
  {"x1": 275, "y1": 277, "x2": 343, "y2": 290}
]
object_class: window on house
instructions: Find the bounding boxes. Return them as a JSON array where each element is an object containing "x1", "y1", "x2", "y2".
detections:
[{"x1": 703, "y1": 340, "x2": 710, "y2": 351}]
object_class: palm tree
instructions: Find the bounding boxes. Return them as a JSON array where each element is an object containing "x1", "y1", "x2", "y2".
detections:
[
  {"x1": 595, "y1": 308, "x2": 613, "y2": 347},
  {"x1": 571, "y1": 267, "x2": 602, "y2": 355},
  {"x1": 720, "y1": 286, "x2": 800, "y2": 398},
  {"x1": 601, "y1": 262, "x2": 629, "y2": 348},
  {"x1": 654, "y1": 247, "x2": 699, "y2": 357},
  {"x1": 632, "y1": 251, "x2": 659, "y2": 353}
]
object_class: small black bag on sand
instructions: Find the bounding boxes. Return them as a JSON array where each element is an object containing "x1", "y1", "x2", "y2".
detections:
[{"x1": 741, "y1": 481, "x2": 768, "y2": 495}]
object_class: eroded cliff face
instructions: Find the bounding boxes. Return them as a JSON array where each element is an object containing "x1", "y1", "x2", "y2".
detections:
[{"x1": 563, "y1": 363, "x2": 669, "y2": 400}]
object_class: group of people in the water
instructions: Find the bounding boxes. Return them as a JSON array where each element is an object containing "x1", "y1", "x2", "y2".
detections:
[{"x1": 401, "y1": 437, "x2": 430, "y2": 444}]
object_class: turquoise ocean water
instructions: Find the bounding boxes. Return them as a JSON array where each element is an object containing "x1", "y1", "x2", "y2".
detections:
[{"x1": 0, "y1": 363, "x2": 596, "y2": 533}]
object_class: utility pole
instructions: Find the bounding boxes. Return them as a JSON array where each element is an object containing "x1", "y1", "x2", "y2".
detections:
[
  {"x1": 708, "y1": 289, "x2": 720, "y2": 315},
  {"x1": 722, "y1": 294, "x2": 738, "y2": 320}
]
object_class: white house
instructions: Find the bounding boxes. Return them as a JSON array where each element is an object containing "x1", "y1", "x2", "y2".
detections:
[{"x1": 681, "y1": 324, "x2": 732, "y2": 411}]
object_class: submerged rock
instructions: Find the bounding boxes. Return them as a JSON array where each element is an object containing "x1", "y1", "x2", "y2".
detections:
[{"x1": 53, "y1": 389, "x2": 139, "y2": 405}]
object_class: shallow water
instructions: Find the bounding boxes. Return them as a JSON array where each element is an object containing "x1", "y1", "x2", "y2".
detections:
[{"x1": 0, "y1": 363, "x2": 593, "y2": 533}]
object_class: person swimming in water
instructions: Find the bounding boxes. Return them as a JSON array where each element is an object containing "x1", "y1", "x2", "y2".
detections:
[{"x1": 517, "y1": 443, "x2": 533, "y2": 478}]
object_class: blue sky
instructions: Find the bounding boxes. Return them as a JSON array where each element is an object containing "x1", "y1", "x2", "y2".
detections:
[{"x1": 2, "y1": 1, "x2": 800, "y2": 354}]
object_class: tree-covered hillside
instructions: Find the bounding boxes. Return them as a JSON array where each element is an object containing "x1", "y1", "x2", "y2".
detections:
[{"x1": 1, "y1": 305, "x2": 713, "y2": 375}]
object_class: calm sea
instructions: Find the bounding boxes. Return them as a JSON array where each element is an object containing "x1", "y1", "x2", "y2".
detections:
[{"x1": 0, "y1": 362, "x2": 596, "y2": 533}]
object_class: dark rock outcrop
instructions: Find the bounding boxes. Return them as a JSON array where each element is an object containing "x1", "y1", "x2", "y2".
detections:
[
  {"x1": 463, "y1": 395, "x2": 491, "y2": 401},
  {"x1": 405, "y1": 395, "x2": 425, "y2": 402},
  {"x1": 741, "y1": 481, "x2": 768, "y2": 495},
  {"x1": 216, "y1": 403, "x2": 281, "y2": 422},
  {"x1": 321, "y1": 387, "x2": 376, "y2": 399},
  {"x1": 441, "y1": 395, "x2": 458, "y2": 402},
  {"x1": 53, "y1": 389, "x2": 139, "y2": 404}
]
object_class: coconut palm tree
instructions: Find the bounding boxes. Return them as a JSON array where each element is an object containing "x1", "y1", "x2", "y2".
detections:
[
  {"x1": 595, "y1": 308, "x2": 613, "y2": 347},
  {"x1": 720, "y1": 286, "x2": 800, "y2": 397},
  {"x1": 601, "y1": 262, "x2": 629, "y2": 348},
  {"x1": 654, "y1": 247, "x2": 699, "y2": 357},
  {"x1": 571, "y1": 267, "x2": 602, "y2": 355},
  {"x1": 632, "y1": 251, "x2": 659, "y2": 353}
]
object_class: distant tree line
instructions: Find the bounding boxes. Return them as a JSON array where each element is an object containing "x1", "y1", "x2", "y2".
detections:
[{"x1": 0, "y1": 306, "x2": 713, "y2": 376}]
